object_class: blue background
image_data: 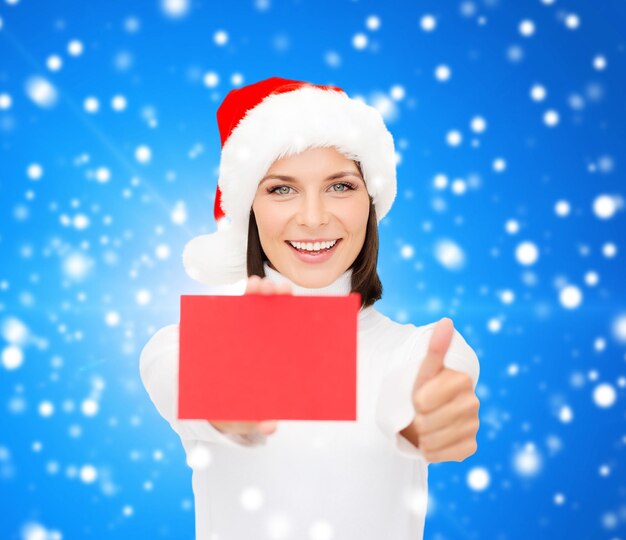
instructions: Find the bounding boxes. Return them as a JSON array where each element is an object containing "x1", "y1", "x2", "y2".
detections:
[{"x1": 1, "y1": 0, "x2": 625, "y2": 538}]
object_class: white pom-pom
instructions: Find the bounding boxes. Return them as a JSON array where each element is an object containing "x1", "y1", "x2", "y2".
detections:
[{"x1": 182, "y1": 226, "x2": 248, "y2": 285}]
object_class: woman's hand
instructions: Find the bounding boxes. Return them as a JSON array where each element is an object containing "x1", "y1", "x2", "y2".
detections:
[
  {"x1": 209, "y1": 274, "x2": 293, "y2": 438},
  {"x1": 400, "y1": 318, "x2": 480, "y2": 463}
]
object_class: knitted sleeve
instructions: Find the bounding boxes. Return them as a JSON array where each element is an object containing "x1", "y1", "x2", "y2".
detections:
[
  {"x1": 139, "y1": 324, "x2": 267, "y2": 448},
  {"x1": 375, "y1": 321, "x2": 480, "y2": 462}
]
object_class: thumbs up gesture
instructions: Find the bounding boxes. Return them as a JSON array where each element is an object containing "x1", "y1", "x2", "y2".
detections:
[{"x1": 399, "y1": 318, "x2": 480, "y2": 464}]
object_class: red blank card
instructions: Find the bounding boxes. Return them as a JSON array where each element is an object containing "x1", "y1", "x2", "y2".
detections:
[{"x1": 178, "y1": 292, "x2": 361, "y2": 422}]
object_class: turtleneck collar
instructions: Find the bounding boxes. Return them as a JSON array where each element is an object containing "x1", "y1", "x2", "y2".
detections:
[
  {"x1": 263, "y1": 261, "x2": 352, "y2": 297},
  {"x1": 261, "y1": 262, "x2": 377, "y2": 325}
]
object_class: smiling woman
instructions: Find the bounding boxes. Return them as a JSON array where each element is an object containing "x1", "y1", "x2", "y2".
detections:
[{"x1": 140, "y1": 76, "x2": 481, "y2": 540}]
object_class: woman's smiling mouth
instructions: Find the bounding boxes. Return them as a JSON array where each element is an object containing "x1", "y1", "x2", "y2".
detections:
[{"x1": 285, "y1": 238, "x2": 342, "y2": 262}]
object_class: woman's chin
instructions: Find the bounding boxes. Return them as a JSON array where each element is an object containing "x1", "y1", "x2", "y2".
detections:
[{"x1": 285, "y1": 265, "x2": 344, "y2": 289}]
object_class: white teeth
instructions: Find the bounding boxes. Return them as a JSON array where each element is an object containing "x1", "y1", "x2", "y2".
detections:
[{"x1": 288, "y1": 239, "x2": 338, "y2": 251}]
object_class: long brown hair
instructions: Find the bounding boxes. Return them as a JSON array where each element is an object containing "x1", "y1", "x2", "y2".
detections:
[{"x1": 246, "y1": 160, "x2": 383, "y2": 309}]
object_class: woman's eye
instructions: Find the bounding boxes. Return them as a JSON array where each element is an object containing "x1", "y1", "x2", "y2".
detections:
[{"x1": 266, "y1": 185, "x2": 292, "y2": 195}]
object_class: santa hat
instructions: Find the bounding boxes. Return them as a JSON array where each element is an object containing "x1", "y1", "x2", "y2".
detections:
[{"x1": 182, "y1": 76, "x2": 397, "y2": 286}]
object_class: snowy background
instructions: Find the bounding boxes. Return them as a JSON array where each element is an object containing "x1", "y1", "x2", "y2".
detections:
[{"x1": 1, "y1": 0, "x2": 625, "y2": 538}]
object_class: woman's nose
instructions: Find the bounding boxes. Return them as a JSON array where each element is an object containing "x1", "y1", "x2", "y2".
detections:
[{"x1": 296, "y1": 195, "x2": 329, "y2": 227}]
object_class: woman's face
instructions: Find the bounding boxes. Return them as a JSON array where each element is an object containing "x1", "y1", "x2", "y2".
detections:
[{"x1": 251, "y1": 146, "x2": 371, "y2": 288}]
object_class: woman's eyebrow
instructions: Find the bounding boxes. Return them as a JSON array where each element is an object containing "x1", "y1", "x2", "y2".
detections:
[{"x1": 260, "y1": 171, "x2": 361, "y2": 185}]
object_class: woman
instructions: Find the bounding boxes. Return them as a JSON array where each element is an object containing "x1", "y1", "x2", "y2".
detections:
[{"x1": 140, "y1": 77, "x2": 480, "y2": 540}]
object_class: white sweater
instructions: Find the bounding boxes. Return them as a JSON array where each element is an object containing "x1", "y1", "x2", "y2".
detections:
[{"x1": 139, "y1": 262, "x2": 480, "y2": 540}]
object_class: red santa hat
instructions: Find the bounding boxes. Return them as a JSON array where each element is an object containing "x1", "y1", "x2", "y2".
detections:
[{"x1": 182, "y1": 76, "x2": 397, "y2": 286}]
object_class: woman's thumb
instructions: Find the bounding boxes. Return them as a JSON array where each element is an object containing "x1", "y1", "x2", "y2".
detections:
[
  {"x1": 257, "y1": 420, "x2": 279, "y2": 435},
  {"x1": 413, "y1": 318, "x2": 454, "y2": 392}
]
